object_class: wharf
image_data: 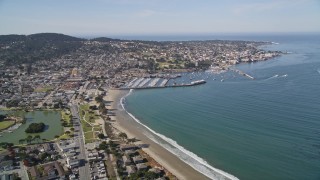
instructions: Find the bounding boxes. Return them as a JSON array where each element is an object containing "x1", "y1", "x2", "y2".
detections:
[
  {"x1": 230, "y1": 68, "x2": 254, "y2": 79},
  {"x1": 119, "y1": 80, "x2": 206, "y2": 90}
]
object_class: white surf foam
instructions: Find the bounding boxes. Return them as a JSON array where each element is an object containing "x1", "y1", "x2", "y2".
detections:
[
  {"x1": 265, "y1": 74, "x2": 279, "y2": 81},
  {"x1": 120, "y1": 90, "x2": 239, "y2": 180}
]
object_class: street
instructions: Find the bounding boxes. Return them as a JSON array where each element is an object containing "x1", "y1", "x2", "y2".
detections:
[{"x1": 70, "y1": 104, "x2": 90, "y2": 180}]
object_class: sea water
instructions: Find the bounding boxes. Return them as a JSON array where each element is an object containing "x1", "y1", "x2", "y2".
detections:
[{"x1": 123, "y1": 34, "x2": 320, "y2": 180}]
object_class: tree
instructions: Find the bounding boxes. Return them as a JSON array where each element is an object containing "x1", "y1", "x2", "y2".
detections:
[
  {"x1": 19, "y1": 146, "x2": 26, "y2": 152},
  {"x1": 118, "y1": 132, "x2": 127, "y2": 141},
  {"x1": 101, "y1": 108, "x2": 108, "y2": 115},
  {"x1": 12, "y1": 173, "x2": 21, "y2": 180},
  {"x1": 19, "y1": 139, "x2": 26, "y2": 144},
  {"x1": 98, "y1": 141, "x2": 108, "y2": 150},
  {"x1": 65, "y1": 131, "x2": 71, "y2": 135},
  {"x1": 95, "y1": 95, "x2": 103, "y2": 103},
  {"x1": 26, "y1": 135, "x2": 33, "y2": 144},
  {"x1": 70, "y1": 127, "x2": 74, "y2": 131},
  {"x1": 144, "y1": 171, "x2": 159, "y2": 179},
  {"x1": 25, "y1": 123, "x2": 45, "y2": 133},
  {"x1": 34, "y1": 135, "x2": 41, "y2": 143},
  {"x1": 98, "y1": 133, "x2": 105, "y2": 139},
  {"x1": 0, "y1": 114, "x2": 7, "y2": 121},
  {"x1": 98, "y1": 102, "x2": 106, "y2": 111},
  {"x1": 54, "y1": 135, "x2": 60, "y2": 139}
]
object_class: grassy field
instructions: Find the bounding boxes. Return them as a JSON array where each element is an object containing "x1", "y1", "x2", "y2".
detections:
[
  {"x1": 80, "y1": 104, "x2": 102, "y2": 143},
  {"x1": 93, "y1": 126, "x2": 102, "y2": 132},
  {"x1": 80, "y1": 104, "x2": 98, "y2": 123},
  {"x1": 34, "y1": 86, "x2": 53, "y2": 93},
  {"x1": 0, "y1": 120, "x2": 15, "y2": 130},
  {"x1": 59, "y1": 133, "x2": 71, "y2": 140},
  {"x1": 61, "y1": 110, "x2": 71, "y2": 124},
  {"x1": 84, "y1": 131, "x2": 95, "y2": 143}
]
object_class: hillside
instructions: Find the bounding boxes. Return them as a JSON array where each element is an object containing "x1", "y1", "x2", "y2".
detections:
[{"x1": 0, "y1": 33, "x2": 85, "y2": 65}]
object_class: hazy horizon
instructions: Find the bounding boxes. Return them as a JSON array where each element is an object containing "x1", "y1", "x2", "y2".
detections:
[{"x1": 1, "y1": 0, "x2": 319, "y2": 36}]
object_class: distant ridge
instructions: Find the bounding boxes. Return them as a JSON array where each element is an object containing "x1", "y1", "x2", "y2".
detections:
[
  {"x1": 91, "y1": 37, "x2": 122, "y2": 42},
  {"x1": 0, "y1": 33, "x2": 85, "y2": 65},
  {"x1": 0, "y1": 33, "x2": 84, "y2": 43},
  {"x1": 28, "y1": 33, "x2": 84, "y2": 42}
]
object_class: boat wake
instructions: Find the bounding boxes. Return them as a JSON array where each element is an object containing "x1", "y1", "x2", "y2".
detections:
[
  {"x1": 317, "y1": 68, "x2": 320, "y2": 75},
  {"x1": 265, "y1": 74, "x2": 279, "y2": 80},
  {"x1": 264, "y1": 74, "x2": 288, "y2": 81},
  {"x1": 120, "y1": 90, "x2": 239, "y2": 180}
]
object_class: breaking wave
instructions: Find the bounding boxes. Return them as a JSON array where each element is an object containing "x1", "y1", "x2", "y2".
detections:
[{"x1": 120, "y1": 89, "x2": 239, "y2": 180}]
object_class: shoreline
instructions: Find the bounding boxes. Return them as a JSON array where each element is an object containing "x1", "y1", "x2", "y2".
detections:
[
  {"x1": 106, "y1": 89, "x2": 210, "y2": 180},
  {"x1": 105, "y1": 89, "x2": 239, "y2": 180}
]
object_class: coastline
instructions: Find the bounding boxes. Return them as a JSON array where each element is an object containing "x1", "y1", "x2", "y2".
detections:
[
  {"x1": 106, "y1": 89, "x2": 240, "y2": 180},
  {"x1": 106, "y1": 89, "x2": 211, "y2": 180}
]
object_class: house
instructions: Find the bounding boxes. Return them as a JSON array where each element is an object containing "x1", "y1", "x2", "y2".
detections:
[
  {"x1": 69, "y1": 174, "x2": 76, "y2": 180},
  {"x1": 0, "y1": 160, "x2": 14, "y2": 171},
  {"x1": 40, "y1": 143, "x2": 52, "y2": 152},
  {"x1": 132, "y1": 156, "x2": 144, "y2": 164},
  {"x1": 67, "y1": 158, "x2": 79, "y2": 168},
  {"x1": 136, "y1": 163, "x2": 148, "y2": 171},
  {"x1": 43, "y1": 162, "x2": 65, "y2": 179},
  {"x1": 126, "y1": 165, "x2": 136, "y2": 175},
  {"x1": 120, "y1": 144, "x2": 137, "y2": 151},
  {"x1": 122, "y1": 156, "x2": 132, "y2": 166},
  {"x1": 28, "y1": 162, "x2": 65, "y2": 180},
  {"x1": 124, "y1": 149, "x2": 136, "y2": 156},
  {"x1": 0, "y1": 174, "x2": 11, "y2": 180},
  {"x1": 149, "y1": 168, "x2": 162, "y2": 176},
  {"x1": 28, "y1": 166, "x2": 40, "y2": 179}
]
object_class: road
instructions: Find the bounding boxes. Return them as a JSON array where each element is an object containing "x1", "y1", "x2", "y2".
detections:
[{"x1": 70, "y1": 104, "x2": 90, "y2": 180}]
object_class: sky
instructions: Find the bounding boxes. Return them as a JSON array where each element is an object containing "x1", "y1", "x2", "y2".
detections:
[{"x1": 0, "y1": 0, "x2": 319, "y2": 36}]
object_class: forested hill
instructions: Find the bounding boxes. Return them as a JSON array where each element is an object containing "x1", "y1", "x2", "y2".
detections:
[
  {"x1": 90, "y1": 37, "x2": 122, "y2": 42},
  {"x1": 0, "y1": 33, "x2": 86, "y2": 65}
]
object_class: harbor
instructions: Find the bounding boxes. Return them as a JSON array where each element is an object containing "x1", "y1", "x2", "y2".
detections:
[{"x1": 119, "y1": 76, "x2": 206, "y2": 90}]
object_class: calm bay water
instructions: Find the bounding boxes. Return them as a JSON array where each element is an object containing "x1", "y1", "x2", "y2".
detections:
[
  {"x1": 0, "y1": 110, "x2": 63, "y2": 144},
  {"x1": 124, "y1": 34, "x2": 320, "y2": 180}
]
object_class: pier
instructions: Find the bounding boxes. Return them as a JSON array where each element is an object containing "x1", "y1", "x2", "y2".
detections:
[
  {"x1": 138, "y1": 78, "x2": 151, "y2": 87},
  {"x1": 229, "y1": 68, "x2": 254, "y2": 80},
  {"x1": 120, "y1": 78, "x2": 206, "y2": 90}
]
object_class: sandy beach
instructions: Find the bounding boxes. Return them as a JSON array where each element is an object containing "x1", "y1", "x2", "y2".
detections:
[{"x1": 105, "y1": 89, "x2": 210, "y2": 180}]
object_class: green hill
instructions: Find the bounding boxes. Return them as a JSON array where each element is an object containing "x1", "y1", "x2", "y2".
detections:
[{"x1": 0, "y1": 33, "x2": 84, "y2": 65}]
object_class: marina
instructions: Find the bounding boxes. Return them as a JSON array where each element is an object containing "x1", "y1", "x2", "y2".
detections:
[{"x1": 120, "y1": 77, "x2": 206, "y2": 90}]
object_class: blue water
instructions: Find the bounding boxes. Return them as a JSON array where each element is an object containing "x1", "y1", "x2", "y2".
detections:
[{"x1": 124, "y1": 34, "x2": 320, "y2": 180}]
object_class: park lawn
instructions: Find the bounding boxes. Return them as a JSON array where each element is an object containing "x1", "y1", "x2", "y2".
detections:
[
  {"x1": 87, "y1": 111, "x2": 99, "y2": 123},
  {"x1": 0, "y1": 120, "x2": 15, "y2": 130},
  {"x1": 85, "y1": 139, "x2": 95, "y2": 144},
  {"x1": 34, "y1": 86, "x2": 53, "y2": 93},
  {"x1": 80, "y1": 104, "x2": 89, "y2": 112},
  {"x1": 93, "y1": 125, "x2": 102, "y2": 132},
  {"x1": 81, "y1": 120, "x2": 92, "y2": 132},
  {"x1": 84, "y1": 131, "x2": 95, "y2": 143},
  {"x1": 61, "y1": 110, "x2": 71, "y2": 124},
  {"x1": 80, "y1": 104, "x2": 99, "y2": 124},
  {"x1": 59, "y1": 133, "x2": 71, "y2": 140}
]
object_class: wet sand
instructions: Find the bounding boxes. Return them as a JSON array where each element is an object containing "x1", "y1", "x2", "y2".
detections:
[{"x1": 105, "y1": 89, "x2": 210, "y2": 180}]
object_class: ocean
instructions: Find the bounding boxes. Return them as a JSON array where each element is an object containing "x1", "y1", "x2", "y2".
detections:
[{"x1": 121, "y1": 34, "x2": 320, "y2": 180}]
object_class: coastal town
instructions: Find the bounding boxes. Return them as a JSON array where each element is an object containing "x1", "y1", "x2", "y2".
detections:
[{"x1": 0, "y1": 33, "x2": 282, "y2": 180}]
